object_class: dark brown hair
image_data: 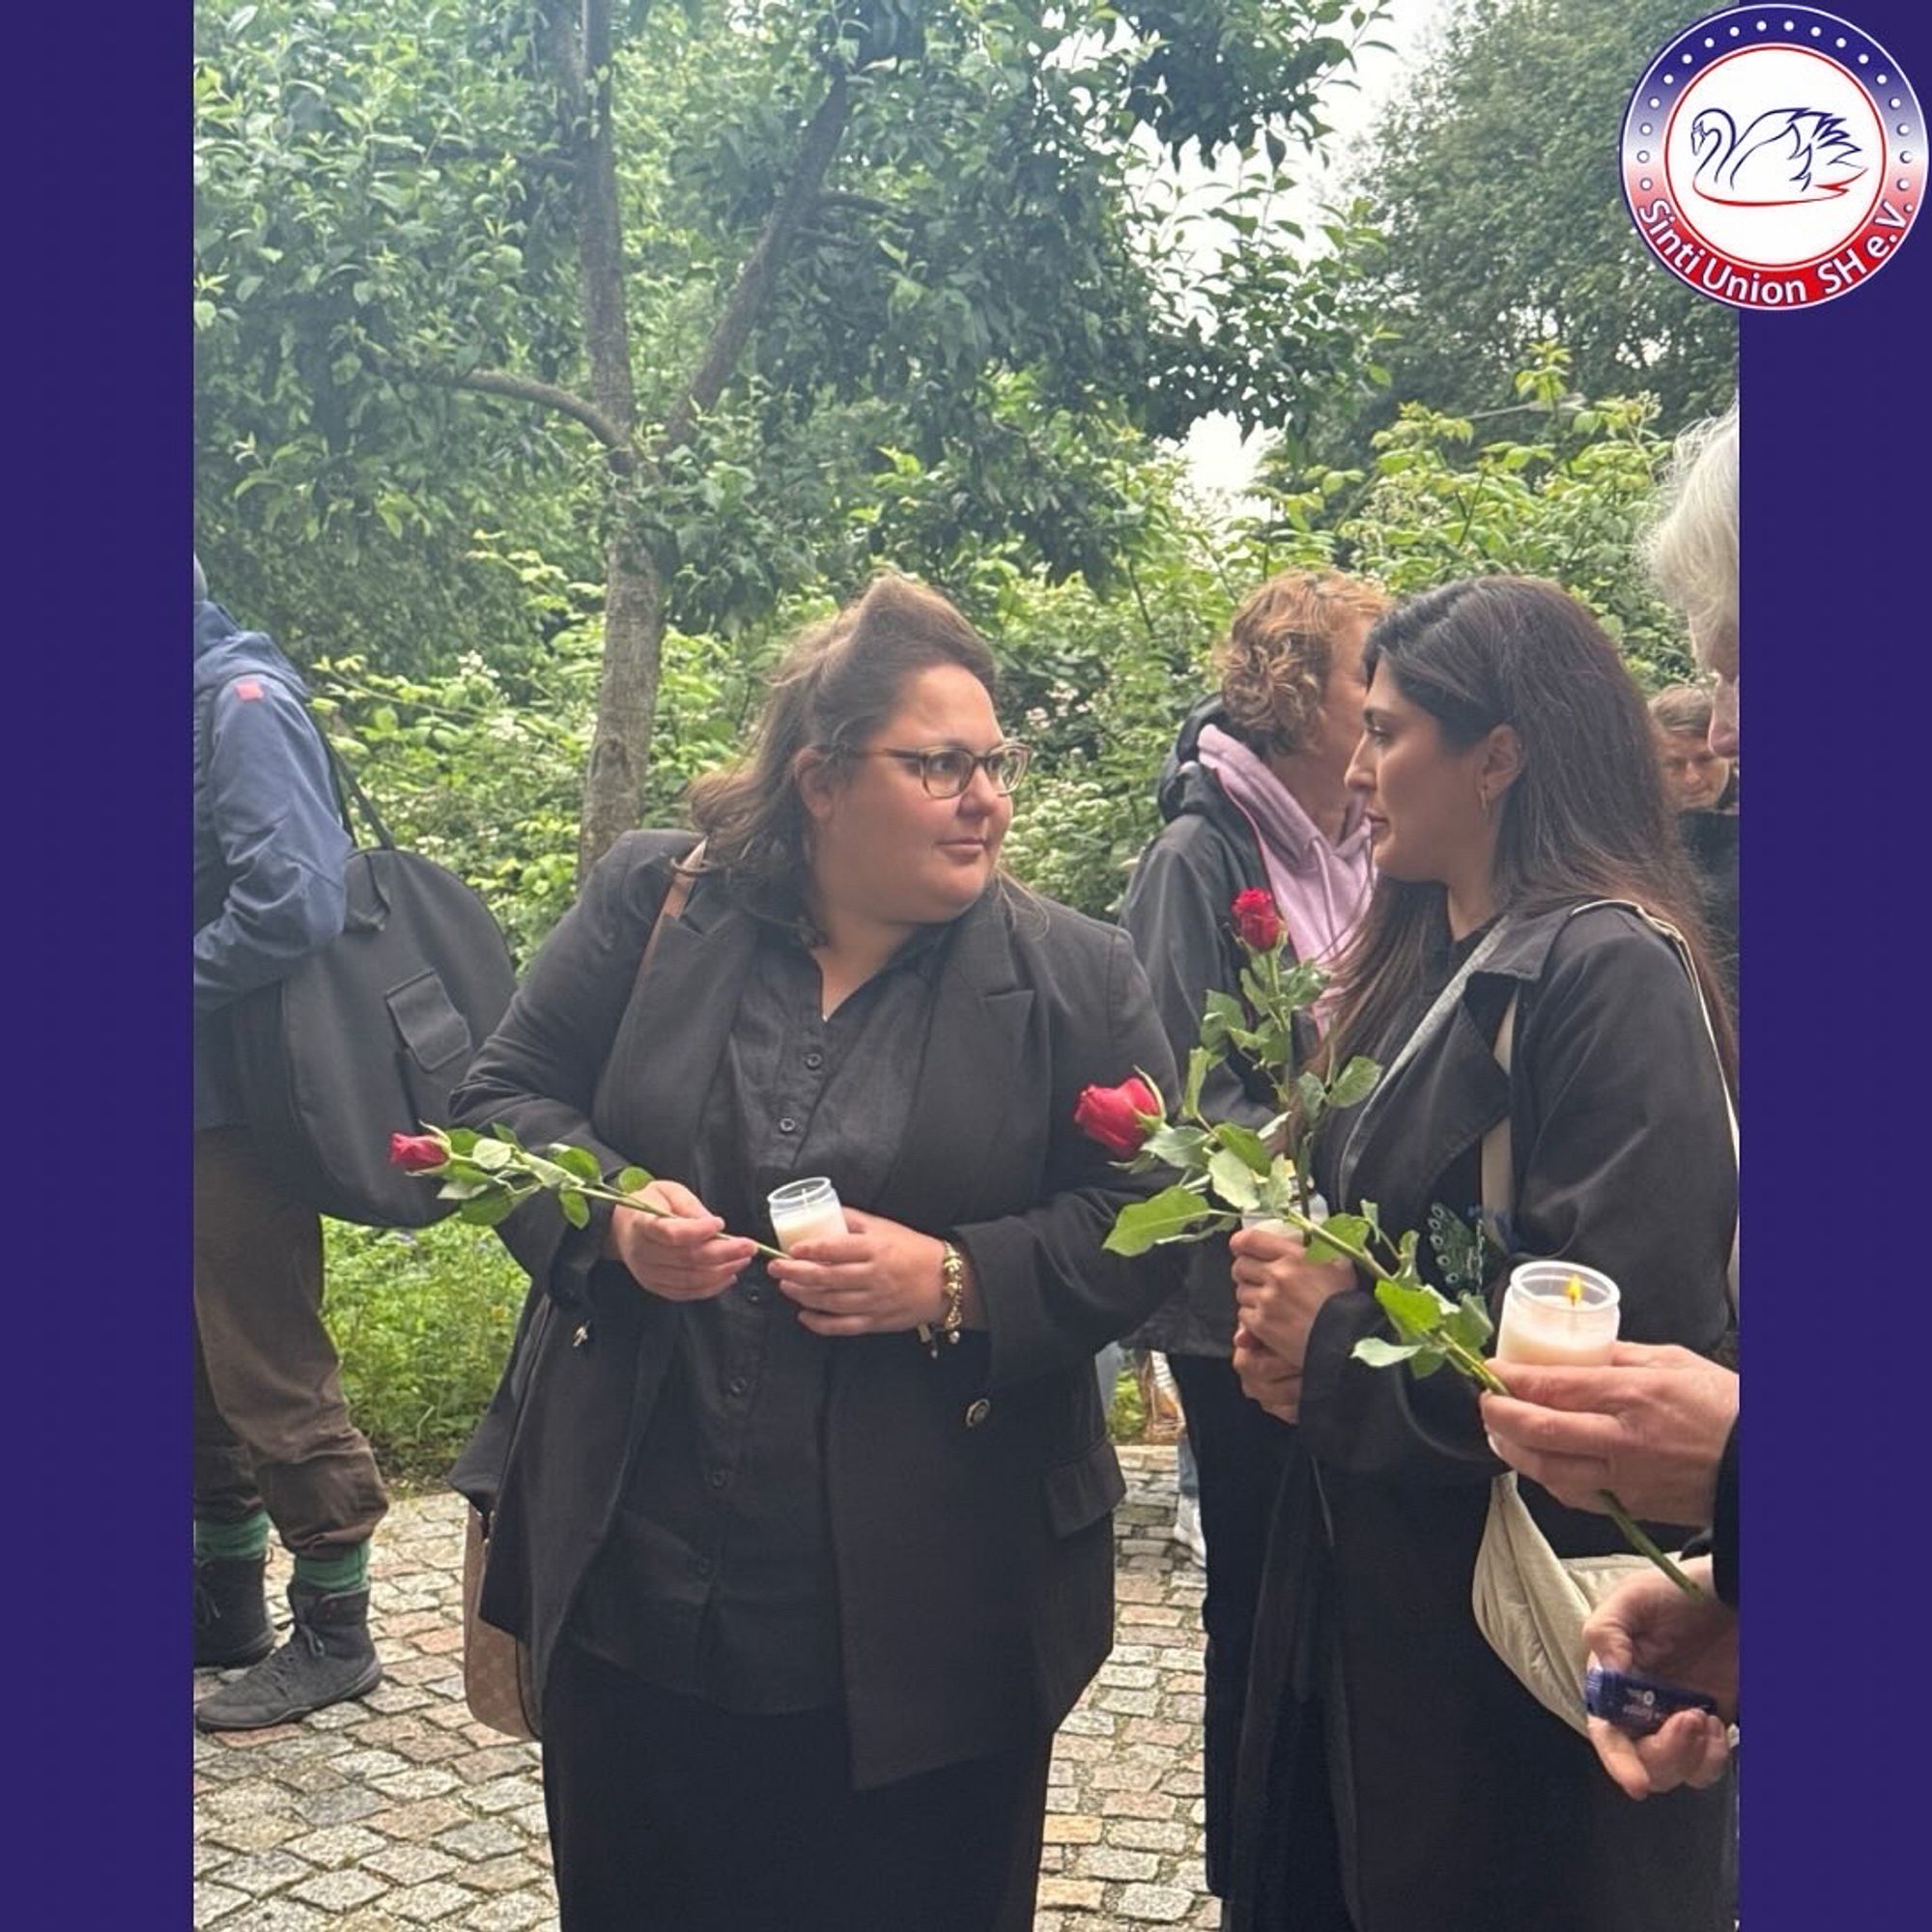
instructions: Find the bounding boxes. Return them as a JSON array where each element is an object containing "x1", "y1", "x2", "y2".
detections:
[
  {"x1": 688, "y1": 573, "x2": 998, "y2": 929},
  {"x1": 1327, "y1": 577, "x2": 1737, "y2": 1086},
  {"x1": 1212, "y1": 570, "x2": 1389, "y2": 757}
]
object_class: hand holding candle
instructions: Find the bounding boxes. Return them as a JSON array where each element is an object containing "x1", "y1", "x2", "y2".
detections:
[{"x1": 1479, "y1": 1342, "x2": 1739, "y2": 1527}]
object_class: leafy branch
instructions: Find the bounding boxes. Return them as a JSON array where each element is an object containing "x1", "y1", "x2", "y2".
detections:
[{"x1": 390, "y1": 1124, "x2": 783, "y2": 1259}]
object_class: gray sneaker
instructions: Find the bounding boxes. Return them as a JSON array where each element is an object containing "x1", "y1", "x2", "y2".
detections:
[{"x1": 193, "y1": 1580, "x2": 383, "y2": 1731}]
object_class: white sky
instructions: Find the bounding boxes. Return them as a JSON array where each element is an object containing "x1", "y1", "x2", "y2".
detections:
[{"x1": 1171, "y1": 0, "x2": 1456, "y2": 505}]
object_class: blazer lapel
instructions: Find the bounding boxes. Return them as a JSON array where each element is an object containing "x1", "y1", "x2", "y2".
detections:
[
  {"x1": 593, "y1": 875, "x2": 759, "y2": 1179},
  {"x1": 873, "y1": 889, "x2": 1036, "y2": 1232}
]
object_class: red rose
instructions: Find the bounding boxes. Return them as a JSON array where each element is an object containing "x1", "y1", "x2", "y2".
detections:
[
  {"x1": 389, "y1": 1132, "x2": 447, "y2": 1173},
  {"x1": 1074, "y1": 1076, "x2": 1163, "y2": 1157},
  {"x1": 1231, "y1": 888, "x2": 1284, "y2": 952}
]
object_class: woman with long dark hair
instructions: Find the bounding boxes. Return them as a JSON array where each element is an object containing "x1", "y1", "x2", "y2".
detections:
[{"x1": 1223, "y1": 577, "x2": 1738, "y2": 1931}]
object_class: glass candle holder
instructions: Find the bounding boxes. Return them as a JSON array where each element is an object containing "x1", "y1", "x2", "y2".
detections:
[
  {"x1": 1493, "y1": 1261, "x2": 1621, "y2": 1367},
  {"x1": 766, "y1": 1177, "x2": 848, "y2": 1254}
]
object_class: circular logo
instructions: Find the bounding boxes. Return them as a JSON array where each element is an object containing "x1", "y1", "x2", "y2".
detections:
[{"x1": 1623, "y1": 8, "x2": 1921, "y2": 308}]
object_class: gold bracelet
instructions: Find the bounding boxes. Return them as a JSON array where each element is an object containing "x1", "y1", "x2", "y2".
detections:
[
  {"x1": 939, "y1": 1241, "x2": 966, "y2": 1347},
  {"x1": 918, "y1": 1241, "x2": 968, "y2": 1358}
]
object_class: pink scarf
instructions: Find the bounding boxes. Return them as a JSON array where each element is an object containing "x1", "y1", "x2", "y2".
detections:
[{"x1": 1197, "y1": 724, "x2": 1373, "y2": 1028}]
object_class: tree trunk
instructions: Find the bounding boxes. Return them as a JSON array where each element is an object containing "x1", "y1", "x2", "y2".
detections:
[
  {"x1": 555, "y1": 0, "x2": 856, "y2": 874},
  {"x1": 541, "y1": 0, "x2": 657, "y2": 881},
  {"x1": 579, "y1": 503, "x2": 667, "y2": 880}
]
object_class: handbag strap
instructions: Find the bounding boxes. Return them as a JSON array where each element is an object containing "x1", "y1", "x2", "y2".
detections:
[
  {"x1": 1335, "y1": 916, "x2": 1517, "y2": 1211},
  {"x1": 1479, "y1": 992, "x2": 1520, "y2": 1230},
  {"x1": 635, "y1": 838, "x2": 706, "y2": 991}
]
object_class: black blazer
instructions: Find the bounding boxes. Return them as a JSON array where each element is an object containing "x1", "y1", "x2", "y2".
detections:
[{"x1": 449, "y1": 832, "x2": 1179, "y2": 1788}]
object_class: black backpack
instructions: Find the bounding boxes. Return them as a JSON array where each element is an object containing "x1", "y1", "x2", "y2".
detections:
[{"x1": 227, "y1": 738, "x2": 517, "y2": 1227}]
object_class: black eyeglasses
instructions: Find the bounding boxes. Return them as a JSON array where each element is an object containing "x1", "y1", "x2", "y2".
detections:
[{"x1": 861, "y1": 741, "x2": 1033, "y2": 798}]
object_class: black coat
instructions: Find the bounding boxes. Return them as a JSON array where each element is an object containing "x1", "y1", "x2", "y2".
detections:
[
  {"x1": 1228, "y1": 903, "x2": 1739, "y2": 1932},
  {"x1": 448, "y1": 832, "x2": 1179, "y2": 1789},
  {"x1": 1117, "y1": 698, "x2": 1317, "y2": 1357}
]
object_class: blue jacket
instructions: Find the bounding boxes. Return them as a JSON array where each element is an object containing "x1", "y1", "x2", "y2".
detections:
[{"x1": 193, "y1": 601, "x2": 352, "y2": 1127}]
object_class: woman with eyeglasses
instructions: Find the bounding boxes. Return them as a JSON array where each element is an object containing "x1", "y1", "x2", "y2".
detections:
[{"x1": 447, "y1": 573, "x2": 1179, "y2": 1932}]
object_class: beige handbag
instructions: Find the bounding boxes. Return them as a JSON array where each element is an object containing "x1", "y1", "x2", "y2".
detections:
[
  {"x1": 1467, "y1": 902, "x2": 1737, "y2": 1736},
  {"x1": 458, "y1": 844, "x2": 704, "y2": 1741},
  {"x1": 462, "y1": 1503, "x2": 541, "y2": 1741}
]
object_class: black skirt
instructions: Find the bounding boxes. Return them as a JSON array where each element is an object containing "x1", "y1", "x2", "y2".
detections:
[{"x1": 541, "y1": 1638, "x2": 1054, "y2": 1932}]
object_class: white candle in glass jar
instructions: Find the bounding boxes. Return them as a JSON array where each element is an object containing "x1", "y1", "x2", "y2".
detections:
[
  {"x1": 767, "y1": 1177, "x2": 848, "y2": 1254},
  {"x1": 1493, "y1": 1261, "x2": 1621, "y2": 1366}
]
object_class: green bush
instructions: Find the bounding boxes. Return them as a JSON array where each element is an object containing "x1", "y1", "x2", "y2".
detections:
[{"x1": 323, "y1": 1218, "x2": 528, "y2": 1489}]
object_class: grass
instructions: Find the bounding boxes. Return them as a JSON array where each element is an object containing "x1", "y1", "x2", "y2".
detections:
[{"x1": 322, "y1": 1217, "x2": 526, "y2": 1490}]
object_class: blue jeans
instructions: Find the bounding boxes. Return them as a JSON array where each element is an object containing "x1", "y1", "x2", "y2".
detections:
[{"x1": 1095, "y1": 1342, "x2": 1125, "y2": 1418}]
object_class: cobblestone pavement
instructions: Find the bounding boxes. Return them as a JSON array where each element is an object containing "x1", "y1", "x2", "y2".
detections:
[{"x1": 194, "y1": 1445, "x2": 1217, "y2": 1932}]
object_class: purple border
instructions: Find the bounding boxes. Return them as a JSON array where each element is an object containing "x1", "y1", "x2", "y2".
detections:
[
  {"x1": 1740, "y1": 3, "x2": 1923, "y2": 1924},
  {"x1": 17, "y1": 0, "x2": 184, "y2": 1918},
  {"x1": 18, "y1": 0, "x2": 1923, "y2": 1921}
]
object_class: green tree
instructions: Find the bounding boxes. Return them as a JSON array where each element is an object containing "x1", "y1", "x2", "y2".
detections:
[
  {"x1": 1296, "y1": 0, "x2": 1734, "y2": 467},
  {"x1": 195, "y1": 0, "x2": 1392, "y2": 872}
]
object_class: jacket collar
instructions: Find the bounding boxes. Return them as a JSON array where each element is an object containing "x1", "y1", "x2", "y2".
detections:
[
  {"x1": 602, "y1": 870, "x2": 1035, "y2": 1231},
  {"x1": 1464, "y1": 899, "x2": 1617, "y2": 986}
]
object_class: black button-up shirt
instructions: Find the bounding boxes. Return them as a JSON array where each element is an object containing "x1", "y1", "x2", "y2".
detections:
[{"x1": 571, "y1": 918, "x2": 951, "y2": 1713}]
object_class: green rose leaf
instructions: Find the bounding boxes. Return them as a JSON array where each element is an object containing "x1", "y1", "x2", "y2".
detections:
[
  {"x1": 1282, "y1": 961, "x2": 1327, "y2": 1009},
  {"x1": 443, "y1": 1127, "x2": 481, "y2": 1156},
  {"x1": 1408, "y1": 1344, "x2": 1450, "y2": 1378},
  {"x1": 1375, "y1": 1278, "x2": 1450, "y2": 1342},
  {"x1": 551, "y1": 1145, "x2": 602, "y2": 1182},
  {"x1": 470, "y1": 1139, "x2": 514, "y2": 1171},
  {"x1": 1295, "y1": 1071, "x2": 1327, "y2": 1124},
  {"x1": 1352, "y1": 1336, "x2": 1425, "y2": 1369},
  {"x1": 1201, "y1": 993, "x2": 1246, "y2": 1057},
  {"x1": 1144, "y1": 1122, "x2": 1212, "y2": 1169},
  {"x1": 1216, "y1": 1122, "x2": 1273, "y2": 1176},
  {"x1": 1329, "y1": 1056, "x2": 1381, "y2": 1109},
  {"x1": 1207, "y1": 1148, "x2": 1262, "y2": 1213},
  {"x1": 558, "y1": 1188, "x2": 591, "y2": 1230},
  {"x1": 1305, "y1": 1211, "x2": 1373, "y2": 1265},
  {"x1": 458, "y1": 1190, "x2": 519, "y2": 1228},
  {"x1": 435, "y1": 1177, "x2": 496, "y2": 1202},
  {"x1": 1183, "y1": 1044, "x2": 1216, "y2": 1119},
  {"x1": 1446, "y1": 1293, "x2": 1495, "y2": 1352},
  {"x1": 616, "y1": 1166, "x2": 652, "y2": 1195},
  {"x1": 1104, "y1": 1185, "x2": 1214, "y2": 1256}
]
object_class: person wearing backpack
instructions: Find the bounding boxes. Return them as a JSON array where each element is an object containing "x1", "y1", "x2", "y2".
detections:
[{"x1": 191, "y1": 555, "x2": 387, "y2": 1731}]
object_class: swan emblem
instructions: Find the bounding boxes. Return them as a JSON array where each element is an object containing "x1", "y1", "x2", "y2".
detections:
[{"x1": 1690, "y1": 106, "x2": 1867, "y2": 205}]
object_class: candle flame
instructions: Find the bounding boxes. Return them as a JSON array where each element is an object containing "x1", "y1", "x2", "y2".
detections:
[{"x1": 1564, "y1": 1274, "x2": 1584, "y2": 1305}]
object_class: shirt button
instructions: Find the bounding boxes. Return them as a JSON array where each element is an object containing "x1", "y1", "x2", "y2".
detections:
[
  {"x1": 693, "y1": 1555, "x2": 714, "y2": 1578},
  {"x1": 778, "y1": 1117, "x2": 798, "y2": 1135},
  {"x1": 803, "y1": 1050, "x2": 824, "y2": 1070},
  {"x1": 708, "y1": 1468, "x2": 730, "y2": 1490},
  {"x1": 728, "y1": 1375, "x2": 750, "y2": 1397},
  {"x1": 745, "y1": 1289, "x2": 763, "y2": 1306},
  {"x1": 964, "y1": 1398, "x2": 993, "y2": 1429}
]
